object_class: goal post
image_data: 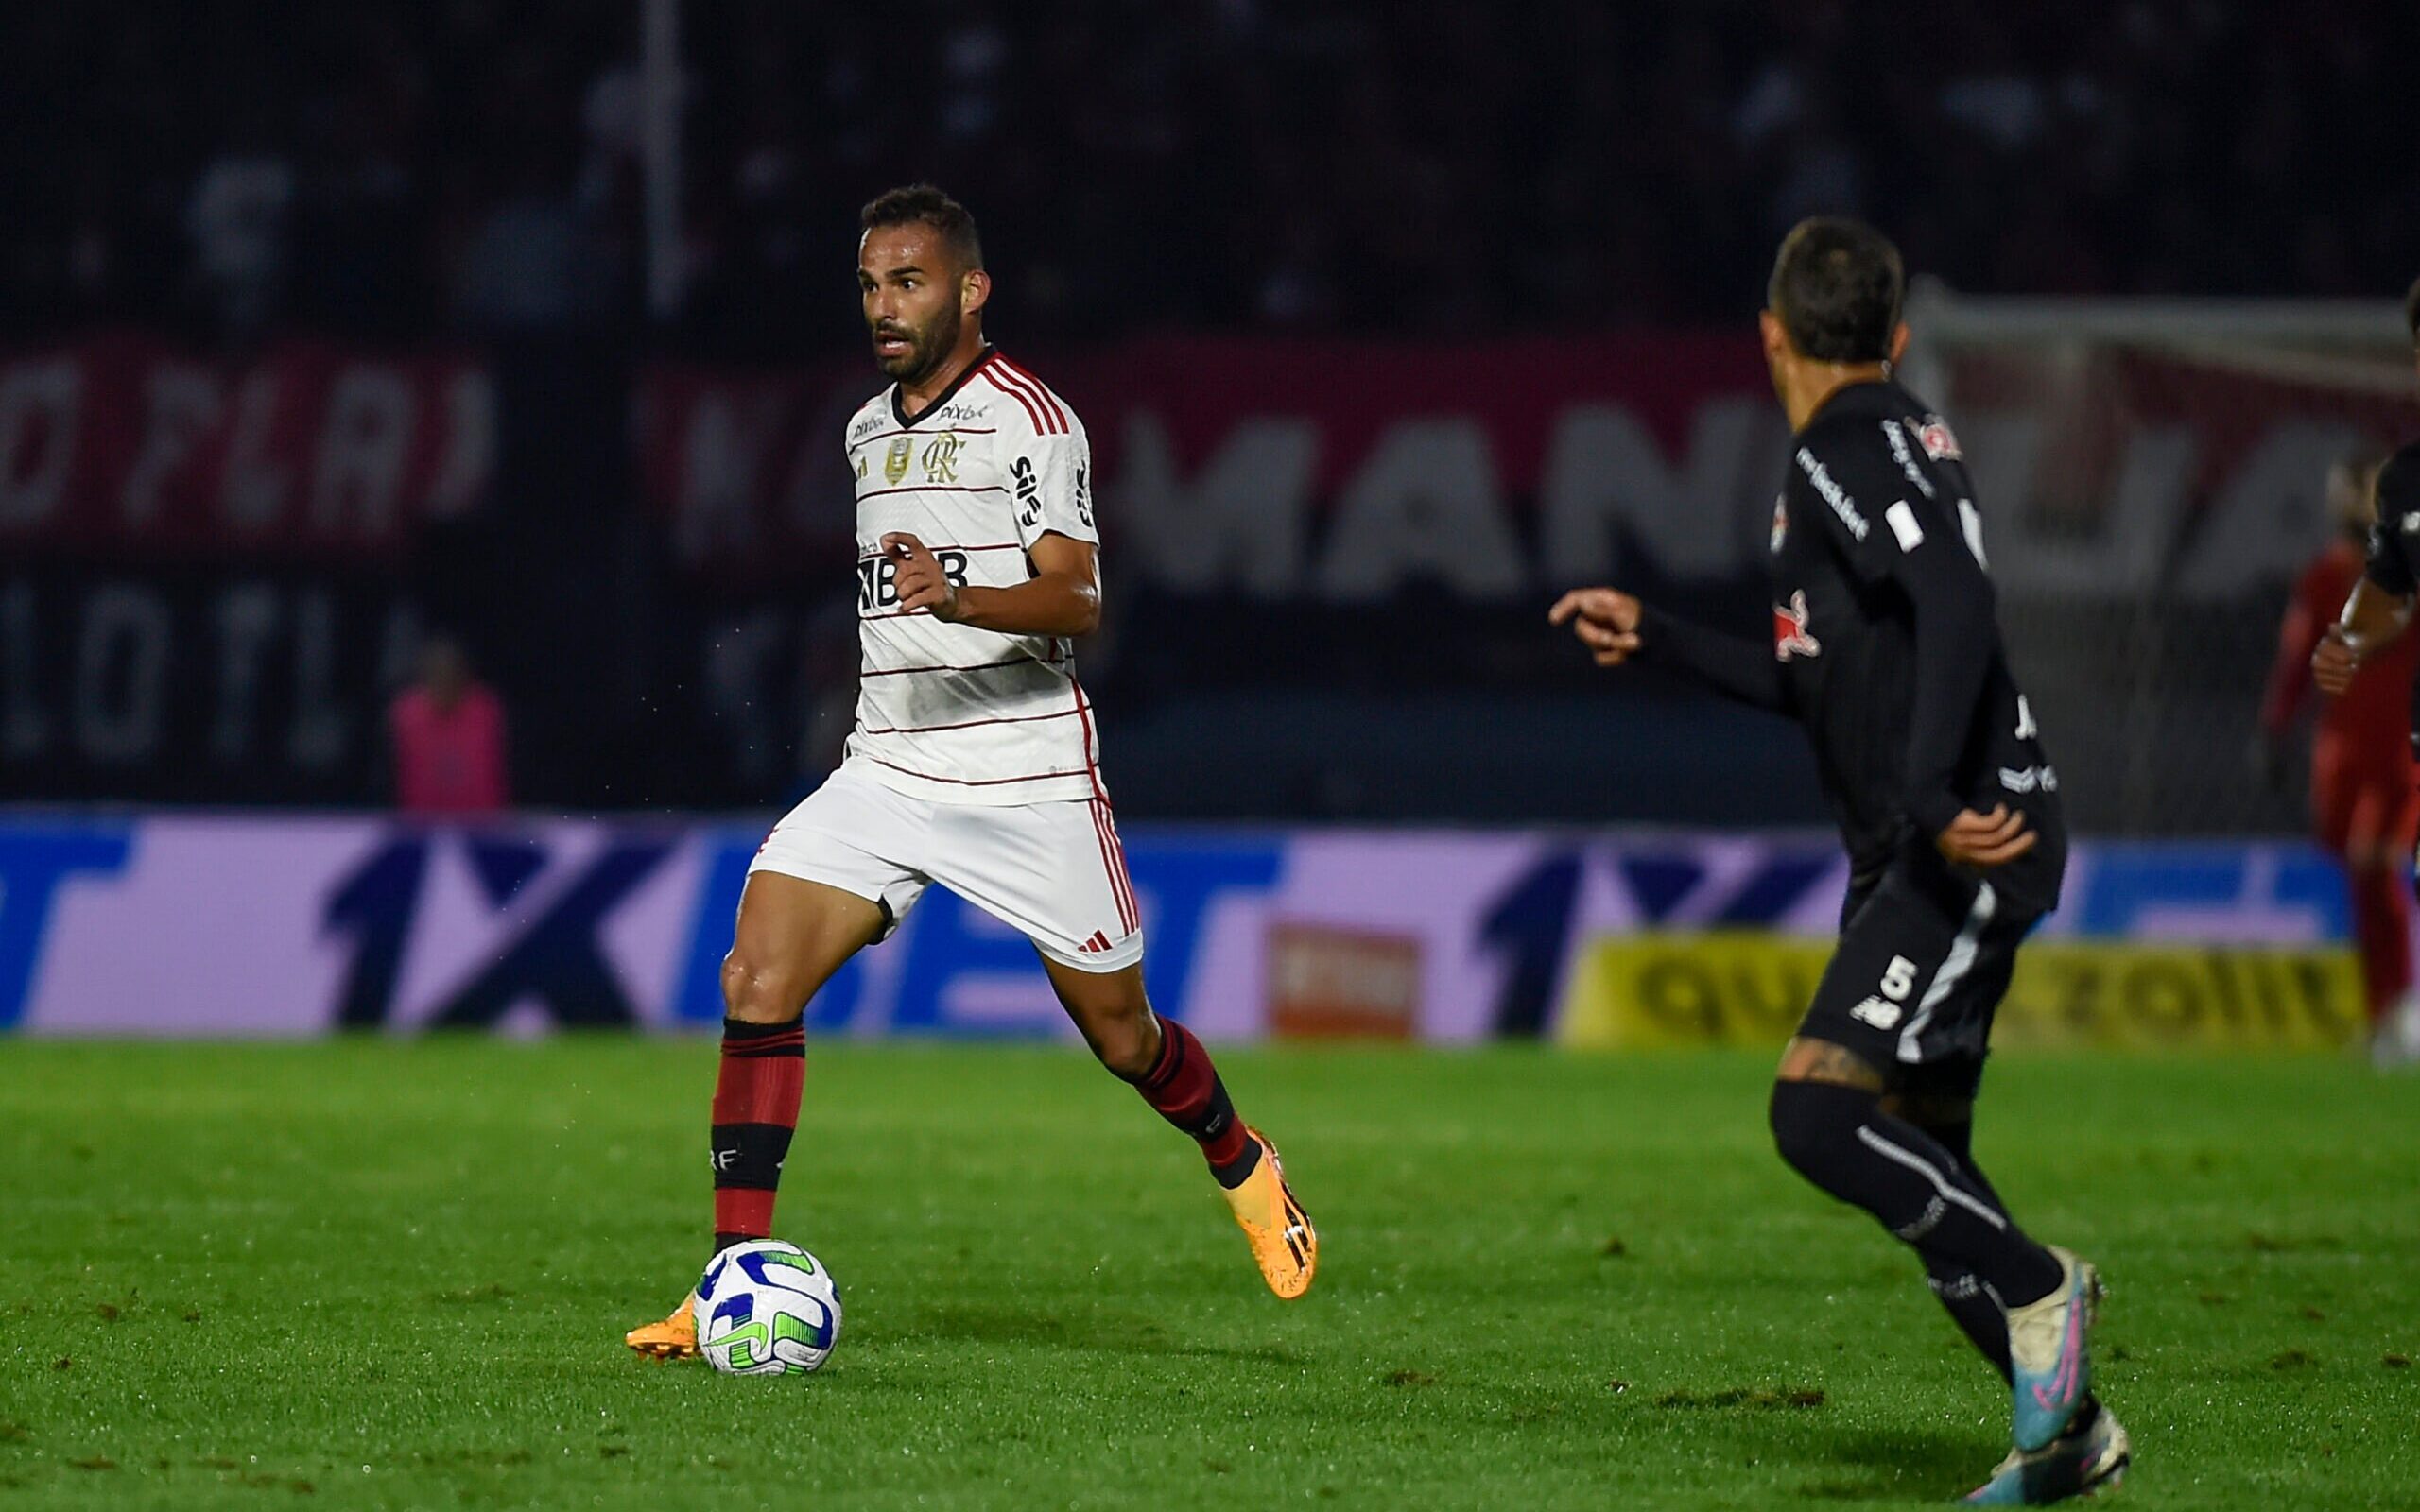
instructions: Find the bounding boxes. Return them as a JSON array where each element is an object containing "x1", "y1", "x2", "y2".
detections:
[{"x1": 1900, "y1": 285, "x2": 2412, "y2": 836}]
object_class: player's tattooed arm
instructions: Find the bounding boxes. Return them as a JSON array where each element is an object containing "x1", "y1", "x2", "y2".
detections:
[{"x1": 883, "y1": 529, "x2": 1101, "y2": 636}]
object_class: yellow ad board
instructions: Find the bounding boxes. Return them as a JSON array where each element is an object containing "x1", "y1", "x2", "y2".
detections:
[{"x1": 1557, "y1": 930, "x2": 2367, "y2": 1053}]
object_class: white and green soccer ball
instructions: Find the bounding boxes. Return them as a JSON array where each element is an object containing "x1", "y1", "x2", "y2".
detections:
[{"x1": 693, "y1": 1240, "x2": 842, "y2": 1376}]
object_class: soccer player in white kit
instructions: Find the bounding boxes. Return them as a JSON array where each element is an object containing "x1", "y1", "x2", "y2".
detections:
[{"x1": 627, "y1": 186, "x2": 1316, "y2": 1358}]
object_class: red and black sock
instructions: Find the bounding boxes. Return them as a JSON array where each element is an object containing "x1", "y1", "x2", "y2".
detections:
[
  {"x1": 709, "y1": 1016, "x2": 805, "y2": 1257},
  {"x1": 1128, "y1": 1015, "x2": 1260, "y2": 1188}
]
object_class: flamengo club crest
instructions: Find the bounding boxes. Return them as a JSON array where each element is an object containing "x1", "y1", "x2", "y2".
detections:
[
  {"x1": 884, "y1": 436, "x2": 913, "y2": 485},
  {"x1": 921, "y1": 432, "x2": 962, "y2": 483},
  {"x1": 1772, "y1": 590, "x2": 1821, "y2": 661}
]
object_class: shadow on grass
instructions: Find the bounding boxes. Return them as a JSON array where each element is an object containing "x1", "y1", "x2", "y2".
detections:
[
  {"x1": 904, "y1": 1302, "x2": 1300, "y2": 1366},
  {"x1": 1793, "y1": 1425, "x2": 1985, "y2": 1503}
]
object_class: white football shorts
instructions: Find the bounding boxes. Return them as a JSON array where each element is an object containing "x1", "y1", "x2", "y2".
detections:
[{"x1": 749, "y1": 759, "x2": 1145, "y2": 972}]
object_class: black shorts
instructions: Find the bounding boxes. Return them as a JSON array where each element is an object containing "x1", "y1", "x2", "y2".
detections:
[{"x1": 1798, "y1": 854, "x2": 2041, "y2": 1098}]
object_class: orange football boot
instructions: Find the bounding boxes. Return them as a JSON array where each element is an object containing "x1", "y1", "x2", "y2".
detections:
[
  {"x1": 1221, "y1": 1127, "x2": 1317, "y2": 1299},
  {"x1": 624, "y1": 1294, "x2": 700, "y2": 1360}
]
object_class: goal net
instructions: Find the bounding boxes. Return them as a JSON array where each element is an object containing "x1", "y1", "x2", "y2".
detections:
[{"x1": 1901, "y1": 288, "x2": 2413, "y2": 836}]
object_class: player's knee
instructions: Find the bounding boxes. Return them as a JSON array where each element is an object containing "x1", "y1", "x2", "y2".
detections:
[
  {"x1": 721, "y1": 950, "x2": 810, "y2": 1025},
  {"x1": 1085, "y1": 1001, "x2": 1157, "y2": 1079}
]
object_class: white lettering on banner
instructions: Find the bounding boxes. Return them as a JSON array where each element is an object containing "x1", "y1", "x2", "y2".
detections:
[
  {"x1": 1538, "y1": 399, "x2": 1778, "y2": 580},
  {"x1": 222, "y1": 369, "x2": 290, "y2": 535},
  {"x1": 212, "y1": 585, "x2": 280, "y2": 762},
  {"x1": 120, "y1": 365, "x2": 221, "y2": 527},
  {"x1": 2172, "y1": 421, "x2": 2362, "y2": 601},
  {"x1": 0, "y1": 360, "x2": 81, "y2": 530},
  {"x1": 1317, "y1": 420, "x2": 1525, "y2": 600},
  {"x1": 1115, "y1": 411, "x2": 1316, "y2": 595},
  {"x1": 75, "y1": 585, "x2": 171, "y2": 763},
  {"x1": 310, "y1": 366, "x2": 415, "y2": 541}
]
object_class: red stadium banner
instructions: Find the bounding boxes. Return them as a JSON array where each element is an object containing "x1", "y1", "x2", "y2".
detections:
[
  {"x1": 634, "y1": 334, "x2": 1787, "y2": 593},
  {"x1": 7, "y1": 331, "x2": 2400, "y2": 602},
  {"x1": 0, "y1": 333, "x2": 489, "y2": 561}
]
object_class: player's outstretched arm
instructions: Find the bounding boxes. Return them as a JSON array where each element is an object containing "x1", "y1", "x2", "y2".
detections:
[
  {"x1": 1549, "y1": 588, "x2": 1792, "y2": 713},
  {"x1": 2314, "y1": 579, "x2": 2412, "y2": 696},
  {"x1": 884, "y1": 529, "x2": 1102, "y2": 637}
]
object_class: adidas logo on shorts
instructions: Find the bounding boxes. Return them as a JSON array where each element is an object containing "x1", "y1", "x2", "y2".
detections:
[{"x1": 1078, "y1": 931, "x2": 1115, "y2": 954}]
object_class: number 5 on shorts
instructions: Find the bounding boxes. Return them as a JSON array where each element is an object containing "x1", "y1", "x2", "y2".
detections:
[{"x1": 1850, "y1": 954, "x2": 1919, "y2": 1030}]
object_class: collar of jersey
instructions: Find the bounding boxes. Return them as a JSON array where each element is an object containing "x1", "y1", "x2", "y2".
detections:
[{"x1": 891, "y1": 344, "x2": 999, "y2": 430}]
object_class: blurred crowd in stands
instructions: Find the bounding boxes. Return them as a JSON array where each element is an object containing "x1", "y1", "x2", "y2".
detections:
[{"x1": 6, "y1": 0, "x2": 2413, "y2": 355}]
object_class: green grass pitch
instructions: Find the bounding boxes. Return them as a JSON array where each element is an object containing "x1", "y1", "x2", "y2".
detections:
[{"x1": 2, "y1": 1040, "x2": 2417, "y2": 1510}]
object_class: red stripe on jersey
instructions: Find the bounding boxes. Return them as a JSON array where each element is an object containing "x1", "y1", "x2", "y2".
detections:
[
  {"x1": 859, "y1": 754, "x2": 1094, "y2": 788},
  {"x1": 856, "y1": 706, "x2": 1086, "y2": 736},
  {"x1": 984, "y1": 362, "x2": 1053, "y2": 432},
  {"x1": 855, "y1": 484, "x2": 1010, "y2": 502},
  {"x1": 993, "y1": 357, "x2": 1069, "y2": 431},
  {"x1": 858, "y1": 656, "x2": 1070, "y2": 679},
  {"x1": 989, "y1": 361, "x2": 1066, "y2": 436},
  {"x1": 856, "y1": 541, "x2": 1021, "y2": 559},
  {"x1": 853, "y1": 427, "x2": 998, "y2": 447},
  {"x1": 1070, "y1": 679, "x2": 1108, "y2": 802},
  {"x1": 981, "y1": 370, "x2": 1047, "y2": 433}
]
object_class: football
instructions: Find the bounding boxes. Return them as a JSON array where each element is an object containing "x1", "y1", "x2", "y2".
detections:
[{"x1": 693, "y1": 1240, "x2": 843, "y2": 1376}]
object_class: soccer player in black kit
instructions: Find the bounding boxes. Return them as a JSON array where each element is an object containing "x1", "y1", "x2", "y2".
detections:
[{"x1": 1552, "y1": 219, "x2": 2127, "y2": 1504}]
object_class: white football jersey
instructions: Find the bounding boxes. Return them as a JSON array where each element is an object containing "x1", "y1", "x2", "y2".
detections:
[{"x1": 842, "y1": 348, "x2": 1105, "y2": 805}]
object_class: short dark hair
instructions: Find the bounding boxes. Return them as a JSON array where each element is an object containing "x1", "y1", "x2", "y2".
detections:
[
  {"x1": 860, "y1": 183, "x2": 983, "y2": 270},
  {"x1": 2405, "y1": 273, "x2": 2420, "y2": 344},
  {"x1": 1769, "y1": 217, "x2": 1905, "y2": 364}
]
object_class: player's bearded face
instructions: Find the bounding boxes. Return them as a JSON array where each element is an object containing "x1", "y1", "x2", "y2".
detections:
[{"x1": 871, "y1": 296, "x2": 959, "y2": 383}]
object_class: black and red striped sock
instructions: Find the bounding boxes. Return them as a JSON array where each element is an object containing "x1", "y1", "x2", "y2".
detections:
[
  {"x1": 709, "y1": 1016, "x2": 805, "y2": 1257},
  {"x1": 1130, "y1": 1015, "x2": 1259, "y2": 1188}
]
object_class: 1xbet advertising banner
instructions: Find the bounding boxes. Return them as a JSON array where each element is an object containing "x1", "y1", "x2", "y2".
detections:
[{"x1": 0, "y1": 815, "x2": 2368, "y2": 1050}]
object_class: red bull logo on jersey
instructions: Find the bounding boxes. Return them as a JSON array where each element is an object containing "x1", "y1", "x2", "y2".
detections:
[{"x1": 1772, "y1": 591, "x2": 1820, "y2": 661}]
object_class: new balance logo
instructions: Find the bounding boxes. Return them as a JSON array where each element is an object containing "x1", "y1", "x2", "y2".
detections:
[
  {"x1": 1077, "y1": 930, "x2": 1115, "y2": 954},
  {"x1": 1849, "y1": 995, "x2": 1903, "y2": 1030}
]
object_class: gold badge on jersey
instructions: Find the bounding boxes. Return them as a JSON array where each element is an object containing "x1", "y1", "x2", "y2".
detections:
[
  {"x1": 921, "y1": 432, "x2": 962, "y2": 484},
  {"x1": 884, "y1": 436, "x2": 912, "y2": 485}
]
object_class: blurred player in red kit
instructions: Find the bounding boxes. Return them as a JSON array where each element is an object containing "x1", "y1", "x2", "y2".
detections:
[{"x1": 2260, "y1": 451, "x2": 2420, "y2": 1063}]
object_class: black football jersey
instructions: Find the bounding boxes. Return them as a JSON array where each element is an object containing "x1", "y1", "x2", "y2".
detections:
[{"x1": 1768, "y1": 380, "x2": 2066, "y2": 911}]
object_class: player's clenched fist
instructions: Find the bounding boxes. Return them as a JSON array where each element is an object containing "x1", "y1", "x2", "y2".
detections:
[
  {"x1": 882, "y1": 532, "x2": 962, "y2": 621},
  {"x1": 1548, "y1": 587, "x2": 1645, "y2": 665},
  {"x1": 2311, "y1": 625, "x2": 2360, "y2": 696}
]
